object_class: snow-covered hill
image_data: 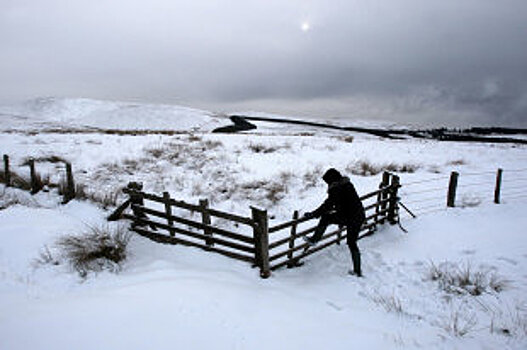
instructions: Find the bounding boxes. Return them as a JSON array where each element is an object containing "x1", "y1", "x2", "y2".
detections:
[
  {"x1": 0, "y1": 97, "x2": 223, "y2": 132},
  {"x1": 1, "y1": 98, "x2": 526, "y2": 349}
]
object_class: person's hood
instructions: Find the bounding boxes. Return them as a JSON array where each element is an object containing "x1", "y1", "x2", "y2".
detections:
[{"x1": 328, "y1": 176, "x2": 350, "y2": 191}]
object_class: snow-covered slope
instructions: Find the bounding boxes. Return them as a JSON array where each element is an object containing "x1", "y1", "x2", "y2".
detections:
[{"x1": 0, "y1": 97, "x2": 223, "y2": 131}]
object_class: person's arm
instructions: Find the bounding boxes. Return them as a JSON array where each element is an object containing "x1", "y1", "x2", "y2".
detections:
[{"x1": 306, "y1": 193, "x2": 335, "y2": 218}]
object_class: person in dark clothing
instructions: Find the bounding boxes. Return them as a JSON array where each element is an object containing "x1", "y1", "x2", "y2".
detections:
[{"x1": 303, "y1": 168, "x2": 366, "y2": 277}]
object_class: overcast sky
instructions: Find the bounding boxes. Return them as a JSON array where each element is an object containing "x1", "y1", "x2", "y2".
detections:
[{"x1": 2, "y1": 0, "x2": 527, "y2": 126}]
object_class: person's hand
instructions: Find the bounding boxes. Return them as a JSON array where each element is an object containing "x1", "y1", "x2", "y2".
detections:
[{"x1": 304, "y1": 211, "x2": 315, "y2": 219}]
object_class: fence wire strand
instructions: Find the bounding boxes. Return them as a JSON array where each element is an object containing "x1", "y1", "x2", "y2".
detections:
[
  {"x1": 457, "y1": 180, "x2": 495, "y2": 188},
  {"x1": 503, "y1": 195, "x2": 527, "y2": 202},
  {"x1": 502, "y1": 184, "x2": 527, "y2": 191},
  {"x1": 402, "y1": 175, "x2": 448, "y2": 186},
  {"x1": 414, "y1": 207, "x2": 447, "y2": 216},
  {"x1": 403, "y1": 195, "x2": 444, "y2": 205},
  {"x1": 503, "y1": 176, "x2": 527, "y2": 182},
  {"x1": 400, "y1": 186, "x2": 447, "y2": 196},
  {"x1": 460, "y1": 170, "x2": 499, "y2": 176},
  {"x1": 502, "y1": 191, "x2": 526, "y2": 197}
]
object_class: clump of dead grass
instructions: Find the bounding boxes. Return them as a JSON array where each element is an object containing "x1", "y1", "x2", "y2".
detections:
[{"x1": 40, "y1": 225, "x2": 133, "y2": 278}]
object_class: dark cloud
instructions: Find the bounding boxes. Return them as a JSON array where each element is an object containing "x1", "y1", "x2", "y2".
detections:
[{"x1": 1, "y1": 0, "x2": 527, "y2": 126}]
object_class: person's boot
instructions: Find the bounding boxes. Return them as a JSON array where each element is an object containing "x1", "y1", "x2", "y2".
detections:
[
  {"x1": 350, "y1": 250, "x2": 362, "y2": 277},
  {"x1": 302, "y1": 235, "x2": 317, "y2": 247}
]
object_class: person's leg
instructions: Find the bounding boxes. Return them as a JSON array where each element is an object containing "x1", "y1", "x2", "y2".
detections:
[
  {"x1": 311, "y1": 213, "x2": 338, "y2": 242},
  {"x1": 347, "y1": 222, "x2": 362, "y2": 276}
]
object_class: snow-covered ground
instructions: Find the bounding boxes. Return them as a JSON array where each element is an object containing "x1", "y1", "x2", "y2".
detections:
[{"x1": 1, "y1": 98, "x2": 526, "y2": 349}]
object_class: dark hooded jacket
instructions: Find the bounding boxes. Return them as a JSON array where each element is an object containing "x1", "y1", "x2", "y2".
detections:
[{"x1": 311, "y1": 174, "x2": 365, "y2": 225}]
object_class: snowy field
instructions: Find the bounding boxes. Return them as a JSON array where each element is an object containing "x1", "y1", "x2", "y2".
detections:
[{"x1": 1, "y1": 98, "x2": 527, "y2": 349}]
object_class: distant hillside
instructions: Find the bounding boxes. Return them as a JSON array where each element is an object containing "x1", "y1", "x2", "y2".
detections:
[{"x1": 0, "y1": 97, "x2": 223, "y2": 132}]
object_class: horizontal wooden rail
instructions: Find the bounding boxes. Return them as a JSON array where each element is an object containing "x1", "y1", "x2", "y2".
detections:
[
  {"x1": 359, "y1": 185, "x2": 394, "y2": 201},
  {"x1": 135, "y1": 205, "x2": 254, "y2": 244},
  {"x1": 294, "y1": 226, "x2": 317, "y2": 239},
  {"x1": 268, "y1": 224, "x2": 316, "y2": 250},
  {"x1": 365, "y1": 208, "x2": 390, "y2": 222},
  {"x1": 132, "y1": 226, "x2": 254, "y2": 263},
  {"x1": 124, "y1": 214, "x2": 255, "y2": 253},
  {"x1": 269, "y1": 227, "x2": 345, "y2": 262},
  {"x1": 363, "y1": 197, "x2": 390, "y2": 211},
  {"x1": 123, "y1": 188, "x2": 254, "y2": 226},
  {"x1": 206, "y1": 207, "x2": 254, "y2": 226},
  {"x1": 268, "y1": 215, "x2": 312, "y2": 233},
  {"x1": 270, "y1": 230, "x2": 345, "y2": 269}
]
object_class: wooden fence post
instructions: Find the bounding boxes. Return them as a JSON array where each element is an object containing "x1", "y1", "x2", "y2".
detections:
[
  {"x1": 494, "y1": 168, "x2": 503, "y2": 204},
  {"x1": 287, "y1": 211, "x2": 299, "y2": 268},
  {"x1": 387, "y1": 174, "x2": 400, "y2": 225},
  {"x1": 28, "y1": 158, "x2": 41, "y2": 194},
  {"x1": 63, "y1": 162, "x2": 75, "y2": 203},
  {"x1": 200, "y1": 199, "x2": 213, "y2": 247},
  {"x1": 3, "y1": 155, "x2": 10, "y2": 187},
  {"x1": 378, "y1": 171, "x2": 391, "y2": 224},
  {"x1": 251, "y1": 207, "x2": 270, "y2": 278},
  {"x1": 447, "y1": 171, "x2": 459, "y2": 207},
  {"x1": 163, "y1": 192, "x2": 175, "y2": 237}
]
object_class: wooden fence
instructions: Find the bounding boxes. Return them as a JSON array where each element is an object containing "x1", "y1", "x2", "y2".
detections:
[
  {"x1": 121, "y1": 172, "x2": 401, "y2": 278},
  {"x1": 1, "y1": 154, "x2": 76, "y2": 203}
]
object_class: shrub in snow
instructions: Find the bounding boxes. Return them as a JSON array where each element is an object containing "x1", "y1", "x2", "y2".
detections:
[
  {"x1": 384, "y1": 162, "x2": 419, "y2": 174},
  {"x1": 240, "y1": 179, "x2": 287, "y2": 204},
  {"x1": 489, "y1": 303, "x2": 527, "y2": 338},
  {"x1": 33, "y1": 245, "x2": 60, "y2": 267},
  {"x1": 346, "y1": 161, "x2": 381, "y2": 176},
  {"x1": 438, "y1": 310, "x2": 478, "y2": 337},
  {"x1": 248, "y1": 142, "x2": 290, "y2": 154},
  {"x1": 21, "y1": 155, "x2": 66, "y2": 165},
  {"x1": 428, "y1": 261, "x2": 508, "y2": 296},
  {"x1": 55, "y1": 225, "x2": 132, "y2": 278},
  {"x1": 64, "y1": 182, "x2": 122, "y2": 209},
  {"x1": 369, "y1": 292, "x2": 404, "y2": 314},
  {"x1": 346, "y1": 160, "x2": 419, "y2": 177},
  {"x1": 0, "y1": 187, "x2": 41, "y2": 209},
  {"x1": 336, "y1": 135, "x2": 354, "y2": 143},
  {"x1": 248, "y1": 143, "x2": 278, "y2": 154},
  {"x1": 447, "y1": 159, "x2": 467, "y2": 166},
  {"x1": 303, "y1": 167, "x2": 323, "y2": 189},
  {"x1": 237, "y1": 171, "x2": 293, "y2": 205},
  {"x1": 0, "y1": 170, "x2": 32, "y2": 191}
]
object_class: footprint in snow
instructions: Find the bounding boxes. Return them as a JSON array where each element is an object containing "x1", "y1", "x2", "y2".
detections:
[
  {"x1": 497, "y1": 257, "x2": 518, "y2": 266},
  {"x1": 326, "y1": 301, "x2": 343, "y2": 311}
]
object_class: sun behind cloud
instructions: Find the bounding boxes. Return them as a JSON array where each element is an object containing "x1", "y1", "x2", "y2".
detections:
[{"x1": 301, "y1": 21, "x2": 310, "y2": 32}]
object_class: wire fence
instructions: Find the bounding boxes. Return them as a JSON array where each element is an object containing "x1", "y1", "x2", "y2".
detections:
[{"x1": 398, "y1": 167, "x2": 527, "y2": 219}]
